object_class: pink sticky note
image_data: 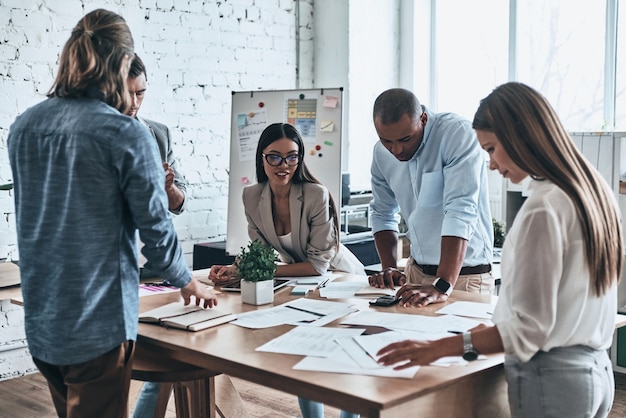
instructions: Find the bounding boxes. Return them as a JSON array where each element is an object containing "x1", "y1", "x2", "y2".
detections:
[{"x1": 323, "y1": 96, "x2": 338, "y2": 108}]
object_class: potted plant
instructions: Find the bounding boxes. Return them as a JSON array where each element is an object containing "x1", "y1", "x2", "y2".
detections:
[{"x1": 235, "y1": 239, "x2": 278, "y2": 305}]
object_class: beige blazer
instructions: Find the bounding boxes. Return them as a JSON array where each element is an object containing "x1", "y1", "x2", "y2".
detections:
[{"x1": 242, "y1": 182, "x2": 365, "y2": 275}]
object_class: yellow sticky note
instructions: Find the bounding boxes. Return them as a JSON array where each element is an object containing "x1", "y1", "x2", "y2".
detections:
[{"x1": 320, "y1": 121, "x2": 334, "y2": 132}]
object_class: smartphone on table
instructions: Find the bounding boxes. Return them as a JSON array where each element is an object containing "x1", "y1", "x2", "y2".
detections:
[{"x1": 369, "y1": 295, "x2": 400, "y2": 307}]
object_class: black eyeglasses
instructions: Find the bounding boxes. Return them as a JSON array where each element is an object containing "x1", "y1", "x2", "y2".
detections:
[{"x1": 262, "y1": 153, "x2": 300, "y2": 167}]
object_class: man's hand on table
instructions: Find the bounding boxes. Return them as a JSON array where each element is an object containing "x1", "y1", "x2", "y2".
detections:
[
  {"x1": 368, "y1": 267, "x2": 406, "y2": 289},
  {"x1": 368, "y1": 268, "x2": 450, "y2": 307},
  {"x1": 395, "y1": 284, "x2": 448, "y2": 307},
  {"x1": 181, "y1": 278, "x2": 218, "y2": 308}
]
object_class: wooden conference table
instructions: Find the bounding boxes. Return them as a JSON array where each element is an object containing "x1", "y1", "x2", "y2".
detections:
[{"x1": 137, "y1": 274, "x2": 509, "y2": 418}]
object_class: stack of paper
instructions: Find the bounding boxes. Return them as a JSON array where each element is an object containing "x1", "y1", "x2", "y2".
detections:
[{"x1": 256, "y1": 326, "x2": 420, "y2": 378}]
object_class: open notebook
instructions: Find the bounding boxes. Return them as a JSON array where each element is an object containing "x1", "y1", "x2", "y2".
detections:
[{"x1": 139, "y1": 302, "x2": 236, "y2": 332}]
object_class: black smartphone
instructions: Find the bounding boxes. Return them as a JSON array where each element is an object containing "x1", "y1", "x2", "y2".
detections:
[{"x1": 369, "y1": 295, "x2": 400, "y2": 307}]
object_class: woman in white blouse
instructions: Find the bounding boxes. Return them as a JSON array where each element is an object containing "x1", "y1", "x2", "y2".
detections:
[{"x1": 376, "y1": 82, "x2": 622, "y2": 418}]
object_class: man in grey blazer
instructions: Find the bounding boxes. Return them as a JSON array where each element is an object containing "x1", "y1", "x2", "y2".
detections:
[
  {"x1": 127, "y1": 54, "x2": 189, "y2": 418},
  {"x1": 127, "y1": 54, "x2": 186, "y2": 214}
]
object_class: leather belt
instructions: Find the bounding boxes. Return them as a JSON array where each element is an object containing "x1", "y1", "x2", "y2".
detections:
[{"x1": 414, "y1": 262, "x2": 491, "y2": 276}]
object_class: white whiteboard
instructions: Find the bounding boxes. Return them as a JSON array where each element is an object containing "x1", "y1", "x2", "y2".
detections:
[{"x1": 226, "y1": 88, "x2": 344, "y2": 255}]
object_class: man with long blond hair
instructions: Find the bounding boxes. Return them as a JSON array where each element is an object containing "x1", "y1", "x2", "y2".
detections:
[{"x1": 8, "y1": 9, "x2": 217, "y2": 417}]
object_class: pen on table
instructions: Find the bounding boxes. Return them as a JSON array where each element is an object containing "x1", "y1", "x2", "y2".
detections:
[
  {"x1": 447, "y1": 330, "x2": 463, "y2": 335},
  {"x1": 285, "y1": 305, "x2": 325, "y2": 317},
  {"x1": 316, "y1": 278, "x2": 329, "y2": 289}
]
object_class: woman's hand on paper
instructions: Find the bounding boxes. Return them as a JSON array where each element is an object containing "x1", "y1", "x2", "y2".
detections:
[
  {"x1": 208, "y1": 264, "x2": 238, "y2": 284},
  {"x1": 181, "y1": 278, "x2": 218, "y2": 308},
  {"x1": 376, "y1": 337, "x2": 454, "y2": 369}
]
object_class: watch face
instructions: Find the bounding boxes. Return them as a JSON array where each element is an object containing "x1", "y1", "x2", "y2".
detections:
[
  {"x1": 434, "y1": 278, "x2": 451, "y2": 294},
  {"x1": 463, "y1": 350, "x2": 478, "y2": 361}
]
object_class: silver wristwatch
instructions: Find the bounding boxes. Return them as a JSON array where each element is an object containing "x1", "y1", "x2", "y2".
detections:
[{"x1": 462, "y1": 332, "x2": 478, "y2": 361}]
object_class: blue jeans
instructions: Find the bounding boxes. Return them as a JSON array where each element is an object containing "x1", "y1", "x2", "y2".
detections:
[
  {"x1": 132, "y1": 381, "x2": 161, "y2": 418},
  {"x1": 504, "y1": 345, "x2": 613, "y2": 418},
  {"x1": 298, "y1": 396, "x2": 359, "y2": 418}
]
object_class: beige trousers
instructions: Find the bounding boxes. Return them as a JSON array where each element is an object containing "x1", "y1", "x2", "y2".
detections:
[{"x1": 404, "y1": 256, "x2": 495, "y2": 294}]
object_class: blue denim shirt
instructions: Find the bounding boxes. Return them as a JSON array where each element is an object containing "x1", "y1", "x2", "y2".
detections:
[
  {"x1": 370, "y1": 107, "x2": 493, "y2": 267},
  {"x1": 8, "y1": 97, "x2": 191, "y2": 365}
]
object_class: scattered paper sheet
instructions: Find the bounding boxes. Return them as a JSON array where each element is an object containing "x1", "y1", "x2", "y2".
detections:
[
  {"x1": 283, "y1": 298, "x2": 358, "y2": 326},
  {"x1": 435, "y1": 301, "x2": 495, "y2": 319},
  {"x1": 231, "y1": 298, "x2": 357, "y2": 328},
  {"x1": 319, "y1": 281, "x2": 365, "y2": 299},
  {"x1": 293, "y1": 344, "x2": 419, "y2": 378},
  {"x1": 232, "y1": 306, "x2": 318, "y2": 328},
  {"x1": 285, "y1": 298, "x2": 355, "y2": 316},
  {"x1": 341, "y1": 311, "x2": 482, "y2": 334},
  {"x1": 256, "y1": 326, "x2": 365, "y2": 357},
  {"x1": 335, "y1": 336, "x2": 380, "y2": 369}
]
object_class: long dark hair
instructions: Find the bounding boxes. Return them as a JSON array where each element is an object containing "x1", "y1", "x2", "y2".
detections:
[
  {"x1": 255, "y1": 123, "x2": 340, "y2": 247},
  {"x1": 473, "y1": 82, "x2": 622, "y2": 296},
  {"x1": 48, "y1": 9, "x2": 134, "y2": 114}
]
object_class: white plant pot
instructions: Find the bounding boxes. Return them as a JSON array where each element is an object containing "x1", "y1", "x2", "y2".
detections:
[{"x1": 240, "y1": 279, "x2": 274, "y2": 305}]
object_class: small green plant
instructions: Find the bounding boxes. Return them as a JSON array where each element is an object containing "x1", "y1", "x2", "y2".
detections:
[
  {"x1": 235, "y1": 239, "x2": 278, "y2": 282},
  {"x1": 493, "y1": 218, "x2": 506, "y2": 248}
]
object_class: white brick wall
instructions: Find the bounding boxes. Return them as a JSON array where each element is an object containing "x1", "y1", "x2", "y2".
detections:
[
  {"x1": 0, "y1": 0, "x2": 314, "y2": 379},
  {"x1": 0, "y1": 300, "x2": 35, "y2": 380},
  {"x1": 0, "y1": 0, "x2": 314, "y2": 262}
]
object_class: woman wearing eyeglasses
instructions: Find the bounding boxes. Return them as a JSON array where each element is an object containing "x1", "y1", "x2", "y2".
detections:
[
  {"x1": 210, "y1": 122, "x2": 363, "y2": 418},
  {"x1": 210, "y1": 122, "x2": 364, "y2": 281}
]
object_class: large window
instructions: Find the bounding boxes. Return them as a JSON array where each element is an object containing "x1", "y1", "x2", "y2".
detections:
[
  {"x1": 432, "y1": 0, "x2": 623, "y2": 131},
  {"x1": 345, "y1": 0, "x2": 625, "y2": 195},
  {"x1": 435, "y1": 0, "x2": 509, "y2": 120},
  {"x1": 517, "y1": 0, "x2": 607, "y2": 130},
  {"x1": 616, "y1": 0, "x2": 626, "y2": 130}
]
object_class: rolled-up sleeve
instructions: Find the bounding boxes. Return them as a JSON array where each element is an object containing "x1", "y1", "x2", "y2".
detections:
[
  {"x1": 370, "y1": 152, "x2": 401, "y2": 234},
  {"x1": 440, "y1": 122, "x2": 484, "y2": 240}
]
